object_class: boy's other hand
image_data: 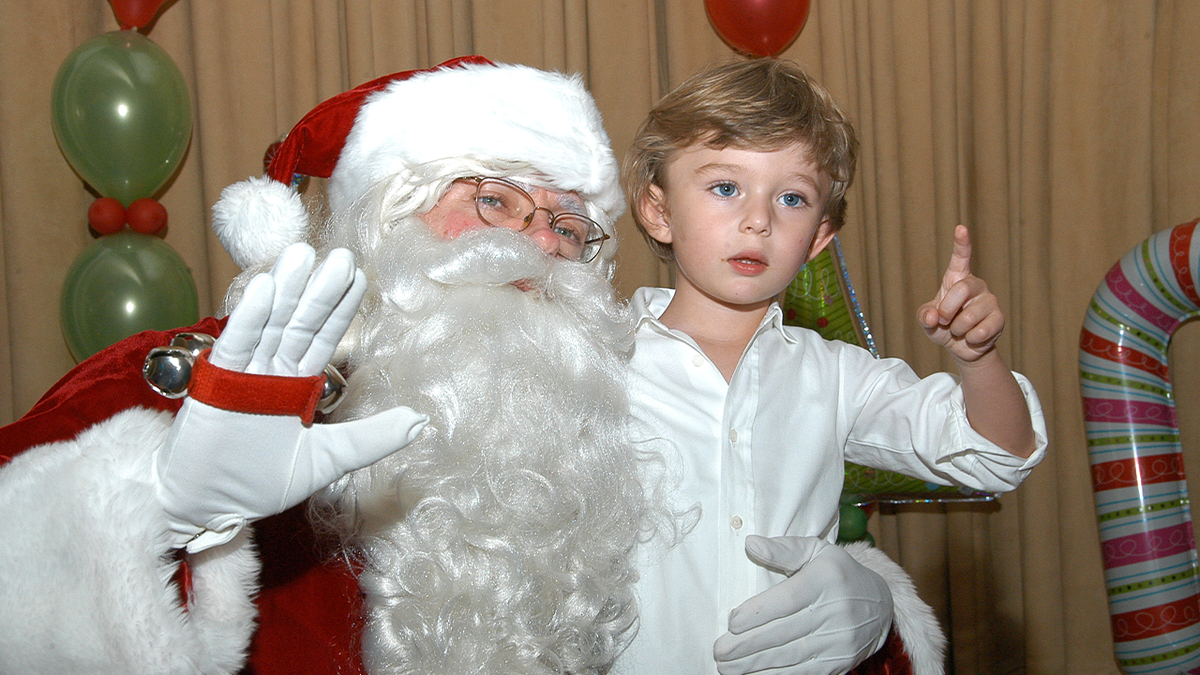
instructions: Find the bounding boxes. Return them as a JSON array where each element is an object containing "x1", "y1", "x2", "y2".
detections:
[{"x1": 918, "y1": 225, "x2": 1004, "y2": 363}]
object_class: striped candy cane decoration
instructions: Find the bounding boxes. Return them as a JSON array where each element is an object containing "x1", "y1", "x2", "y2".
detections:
[{"x1": 1081, "y1": 219, "x2": 1200, "y2": 674}]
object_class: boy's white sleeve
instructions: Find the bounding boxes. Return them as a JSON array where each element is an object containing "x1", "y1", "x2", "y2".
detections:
[
  {"x1": 0, "y1": 407, "x2": 259, "y2": 674},
  {"x1": 845, "y1": 355, "x2": 1048, "y2": 493},
  {"x1": 933, "y1": 371, "x2": 1048, "y2": 490}
]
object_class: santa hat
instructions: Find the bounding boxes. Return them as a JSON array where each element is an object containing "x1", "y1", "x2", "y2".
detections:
[{"x1": 212, "y1": 56, "x2": 622, "y2": 269}]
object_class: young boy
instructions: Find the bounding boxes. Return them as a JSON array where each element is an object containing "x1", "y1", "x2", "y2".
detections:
[{"x1": 617, "y1": 59, "x2": 1046, "y2": 675}]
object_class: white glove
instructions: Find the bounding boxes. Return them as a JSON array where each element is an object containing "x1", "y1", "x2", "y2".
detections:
[
  {"x1": 713, "y1": 535, "x2": 893, "y2": 675},
  {"x1": 154, "y1": 243, "x2": 429, "y2": 553}
]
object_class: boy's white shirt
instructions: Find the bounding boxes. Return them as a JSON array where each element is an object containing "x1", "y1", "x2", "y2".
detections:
[{"x1": 618, "y1": 286, "x2": 1047, "y2": 675}]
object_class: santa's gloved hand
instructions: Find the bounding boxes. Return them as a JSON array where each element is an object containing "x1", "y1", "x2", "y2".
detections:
[
  {"x1": 714, "y1": 535, "x2": 893, "y2": 675},
  {"x1": 154, "y1": 243, "x2": 429, "y2": 553}
]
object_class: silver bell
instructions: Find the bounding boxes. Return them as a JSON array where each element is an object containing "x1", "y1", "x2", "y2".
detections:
[
  {"x1": 318, "y1": 365, "x2": 347, "y2": 414},
  {"x1": 170, "y1": 332, "x2": 216, "y2": 359},
  {"x1": 143, "y1": 346, "x2": 195, "y2": 399}
]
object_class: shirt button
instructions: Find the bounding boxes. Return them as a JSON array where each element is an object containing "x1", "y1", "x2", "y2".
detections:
[
  {"x1": 729, "y1": 428, "x2": 738, "y2": 444},
  {"x1": 692, "y1": 354, "x2": 704, "y2": 367},
  {"x1": 730, "y1": 516, "x2": 743, "y2": 530}
]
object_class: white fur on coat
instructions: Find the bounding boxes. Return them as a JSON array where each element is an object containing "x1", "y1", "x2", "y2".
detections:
[
  {"x1": 845, "y1": 542, "x2": 947, "y2": 675},
  {"x1": 0, "y1": 407, "x2": 260, "y2": 674}
]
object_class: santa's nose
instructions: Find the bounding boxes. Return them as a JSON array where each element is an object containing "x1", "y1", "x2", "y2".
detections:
[{"x1": 523, "y1": 211, "x2": 563, "y2": 257}]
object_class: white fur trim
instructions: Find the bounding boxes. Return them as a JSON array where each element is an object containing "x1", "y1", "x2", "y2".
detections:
[
  {"x1": 330, "y1": 62, "x2": 623, "y2": 229},
  {"x1": 0, "y1": 408, "x2": 260, "y2": 674},
  {"x1": 212, "y1": 175, "x2": 310, "y2": 269},
  {"x1": 844, "y1": 542, "x2": 946, "y2": 675}
]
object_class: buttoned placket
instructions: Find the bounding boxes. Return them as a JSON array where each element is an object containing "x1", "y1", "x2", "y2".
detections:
[
  {"x1": 640, "y1": 302, "x2": 776, "y2": 639},
  {"x1": 717, "y1": 328, "x2": 760, "y2": 621}
]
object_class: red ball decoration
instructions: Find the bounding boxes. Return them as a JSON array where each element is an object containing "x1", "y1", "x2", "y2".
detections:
[
  {"x1": 88, "y1": 197, "x2": 126, "y2": 235},
  {"x1": 126, "y1": 198, "x2": 168, "y2": 234},
  {"x1": 108, "y1": 0, "x2": 167, "y2": 30},
  {"x1": 705, "y1": 0, "x2": 812, "y2": 57}
]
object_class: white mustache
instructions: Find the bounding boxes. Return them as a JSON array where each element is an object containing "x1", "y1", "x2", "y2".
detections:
[{"x1": 420, "y1": 228, "x2": 553, "y2": 287}]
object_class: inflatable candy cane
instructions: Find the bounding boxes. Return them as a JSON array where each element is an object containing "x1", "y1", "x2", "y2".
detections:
[{"x1": 1080, "y1": 219, "x2": 1200, "y2": 674}]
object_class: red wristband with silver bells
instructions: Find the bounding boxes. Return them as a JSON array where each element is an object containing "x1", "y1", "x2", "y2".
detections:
[{"x1": 188, "y1": 349, "x2": 325, "y2": 425}]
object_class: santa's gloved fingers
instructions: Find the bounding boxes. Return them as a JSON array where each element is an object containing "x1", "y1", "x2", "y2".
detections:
[
  {"x1": 157, "y1": 399, "x2": 429, "y2": 551},
  {"x1": 726, "y1": 536, "x2": 824, "y2": 632},
  {"x1": 720, "y1": 535, "x2": 894, "y2": 674},
  {"x1": 714, "y1": 630, "x2": 853, "y2": 675},
  {"x1": 248, "y1": 244, "x2": 318, "y2": 373},
  {"x1": 718, "y1": 596, "x2": 887, "y2": 659},
  {"x1": 727, "y1": 579, "x2": 823, "y2": 635},
  {"x1": 269, "y1": 249, "x2": 359, "y2": 375},
  {"x1": 209, "y1": 273, "x2": 276, "y2": 371},
  {"x1": 298, "y1": 268, "x2": 366, "y2": 375}
]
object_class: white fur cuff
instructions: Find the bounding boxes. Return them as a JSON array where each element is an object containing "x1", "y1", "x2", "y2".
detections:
[
  {"x1": 843, "y1": 542, "x2": 947, "y2": 675},
  {"x1": 0, "y1": 408, "x2": 261, "y2": 674}
]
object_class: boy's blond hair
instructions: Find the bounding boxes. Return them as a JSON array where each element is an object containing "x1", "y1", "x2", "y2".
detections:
[{"x1": 622, "y1": 58, "x2": 859, "y2": 264}]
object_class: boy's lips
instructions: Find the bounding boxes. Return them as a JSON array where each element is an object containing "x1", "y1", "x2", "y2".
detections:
[{"x1": 727, "y1": 252, "x2": 768, "y2": 275}]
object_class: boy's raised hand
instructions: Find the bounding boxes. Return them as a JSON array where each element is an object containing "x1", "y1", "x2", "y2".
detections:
[{"x1": 917, "y1": 225, "x2": 1004, "y2": 363}]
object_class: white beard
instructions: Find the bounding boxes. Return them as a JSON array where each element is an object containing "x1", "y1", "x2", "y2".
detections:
[{"x1": 311, "y1": 206, "x2": 647, "y2": 675}]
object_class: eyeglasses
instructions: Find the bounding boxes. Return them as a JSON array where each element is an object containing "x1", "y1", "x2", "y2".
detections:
[{"x1": 458, "y1": 177, "x2": 610, "y2": 263}]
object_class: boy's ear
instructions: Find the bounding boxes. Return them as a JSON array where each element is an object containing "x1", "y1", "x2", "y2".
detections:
[
  {"x1": 638, "y1": 185, "x2": 673, "y2": 245},
  {"x1": 806, "y1": 217, "x2": 837, "y2": 262}
]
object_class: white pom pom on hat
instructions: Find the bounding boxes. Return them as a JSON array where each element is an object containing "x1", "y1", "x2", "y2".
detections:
[
  {"x1": 211, "y1": 176, "x2": 308, "y2": 270},
  {"x1": 211, "y1": 55, "x2": 622, "y2": 269}
]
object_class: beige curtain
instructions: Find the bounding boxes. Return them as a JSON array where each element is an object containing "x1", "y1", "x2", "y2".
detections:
[{"x1": 6, "y1": 1, "x2": 1200, "y2": 672}]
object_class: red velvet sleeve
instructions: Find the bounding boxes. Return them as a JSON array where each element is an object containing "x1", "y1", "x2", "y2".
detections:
[
  {"x1": 0, "y1": 318, "x2": 368, "y2": 675},
  {"x1": 0, "y1": 317, "x2": 225, "y2": 463},
  {"x1": 848, "y1": 629, "x2": 915, "y2": 675}
]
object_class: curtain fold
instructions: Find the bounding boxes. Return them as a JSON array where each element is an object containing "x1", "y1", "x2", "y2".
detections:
[{"x1": 7, "y1": 1, "x2": 1200, "y2": 672}]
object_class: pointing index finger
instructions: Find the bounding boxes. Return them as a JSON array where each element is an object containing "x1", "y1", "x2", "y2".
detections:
[{"x1": 943, "y1": 224, "x2": 973, "y2": 285}]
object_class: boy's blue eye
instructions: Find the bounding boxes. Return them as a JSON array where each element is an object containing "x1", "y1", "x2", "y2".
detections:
[
  {"x1": 712, "y1": 183, "x2": 738, "y2": 197},
  {"x1": 780, "y1": 193, "x2": 806, "y2": 208}
]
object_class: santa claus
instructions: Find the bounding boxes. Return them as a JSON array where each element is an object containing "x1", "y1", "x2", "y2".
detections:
[{"x1": 0, "y1": 57, "x2": 940, "y2": 675}]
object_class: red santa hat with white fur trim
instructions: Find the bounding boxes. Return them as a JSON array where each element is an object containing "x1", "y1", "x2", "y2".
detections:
[{"x1": 212, "y1": 56, "x2": 623, "y2": 269}]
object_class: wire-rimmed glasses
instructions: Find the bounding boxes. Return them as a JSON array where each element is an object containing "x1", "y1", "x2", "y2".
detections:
[{"x1": 459, "y1": 177, "x2": 610, "y2": 263}]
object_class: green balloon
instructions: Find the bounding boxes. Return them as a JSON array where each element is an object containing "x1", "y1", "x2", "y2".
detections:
[
  {"x1": 51, "y1": 31, "x2": 191, "y2": 206},
  {"x1": 60, "y1": 231, "x2": 199, "y2": 362},
  {"x1": 837, "y1": 503, "x2": 869, "y2": 543}
]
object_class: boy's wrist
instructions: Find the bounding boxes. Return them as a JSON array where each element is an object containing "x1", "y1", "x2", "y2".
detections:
[{"x1": 952, "y1": 346, "x2": 1003, "y2": 372}]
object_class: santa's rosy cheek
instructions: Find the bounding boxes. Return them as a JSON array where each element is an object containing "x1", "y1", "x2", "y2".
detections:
[{"x1": 420, "y1": 207, "x2": 489, "y2": 240}]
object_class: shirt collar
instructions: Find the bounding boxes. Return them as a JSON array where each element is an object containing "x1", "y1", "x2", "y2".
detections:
[
  {"x1": 631, "y1": 287, "x2": 671, "y2": 324},
  {"x1": 762, "y1": 302, "x2": 800, "y2": 344},
  {"x1": 631, "y1": 287, "x2": 798, "y2": 344}
]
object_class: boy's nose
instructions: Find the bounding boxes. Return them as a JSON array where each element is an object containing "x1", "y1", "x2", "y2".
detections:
[{"x1": 741, "y1": 199, "x2": 772, "y2": 235}]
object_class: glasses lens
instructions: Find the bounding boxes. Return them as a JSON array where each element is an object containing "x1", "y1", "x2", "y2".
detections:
[
  {"x1": 580, "y1": 236, "x2": 604, "y2": 263},
  {"x1": 551, "y1": 214, "x2": 590, "y2": 245},
  {"x1": 581, "y1": 223, "x2": 609, "y2": 263},
  {"x1": 475, "y1": 179, "x2": 534, "y2": 229}
]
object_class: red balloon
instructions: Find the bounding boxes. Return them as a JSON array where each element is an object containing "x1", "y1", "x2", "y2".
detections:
[
  {"x1": 108, "y1": 0, "x2": 166, "y2": 30},
  {"x1": 88, "y1": 197, "x2": 126, "y2": 235},
  {"x1": 126, "y1": 198, "x2": 167, "y2": 234},
  {"x1": 705, "y1": 0, "x2": 812, "y2": 57}
]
